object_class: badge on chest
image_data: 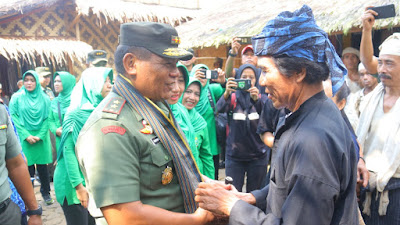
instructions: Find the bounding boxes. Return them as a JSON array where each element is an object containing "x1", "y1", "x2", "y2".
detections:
[
  {"x1": 162, "y1": 166, "x2": 173, "y2": 185},
  {"x1": 140, "y1": 120, "x2": 153, "y2": 134}
]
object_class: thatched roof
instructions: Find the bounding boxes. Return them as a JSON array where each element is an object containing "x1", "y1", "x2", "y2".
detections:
[
  {"x1": 75, "y1": 0, "x2": 199, "y2": 25},
  {"x1": 0, "y1": 0, "x2": 199, "y2": 25},
  {"x1": 0, "y1": 37, "x2": 93, "y2": 66},
  {"x1": 176, "y1": 0, "x2": 400, "y2": 48},
  {"x1": 0, "y1": 0, "x2": 59, "y2": 19}
]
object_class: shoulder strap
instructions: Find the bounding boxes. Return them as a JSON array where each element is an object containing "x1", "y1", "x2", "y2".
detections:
[
  {"x1": 207, "y1": 88, "x2": 217, "y2": 116},
  {"x1": 102, "y1": 96, "x2": 126, "y2": 115},
  {"x1": 57, "y1": 101, "x2": 63, "y2": 125},
  {"x1": 231, "y1": 92, "x2": 237, "y2": 111}
]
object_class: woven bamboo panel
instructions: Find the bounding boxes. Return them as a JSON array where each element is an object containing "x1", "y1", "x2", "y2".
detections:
[
  {"x1": 69, "y1": 13, "x2": 120, "y2": 74},
  {"x1": 0, "y1": 5, "x2": 67, "y2": 37}
]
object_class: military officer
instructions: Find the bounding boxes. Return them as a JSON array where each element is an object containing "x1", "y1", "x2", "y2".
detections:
[
  {"x1": 86, "y1": 50, "x2": 108, "y2": 68},
  {"x1": 76, "y1": 22, "x2": 213, "y2": 225},
  {"x1": 0, "y1": 99, "x2": 43, "y2": 225},
  {"x1": 35, "y1": 67, "x2": 55, "y2": 100}
]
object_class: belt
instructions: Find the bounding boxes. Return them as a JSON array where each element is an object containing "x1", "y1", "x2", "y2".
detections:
[{"x1": 0, "y1": 198, "x2": 11, "y2": 214}]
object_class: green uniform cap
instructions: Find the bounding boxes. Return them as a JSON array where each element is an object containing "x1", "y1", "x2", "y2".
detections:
[
  {"x1": 35, "y1": 67, "x2": 52, "y2": 78},
  {"x1": 119, "y1": 22, "x2": 193, "y2": 61},
  {"x1": 87, "y1": 50, "x2": 108, "y2": 65}
]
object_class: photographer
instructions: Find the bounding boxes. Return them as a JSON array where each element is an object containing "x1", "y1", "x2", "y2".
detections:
[
  {"x1": 225, "y1": 37, "x2": 259, "y2": 79},
  {"x1": 216, "y1": 64, "x2": 269, "y2": 192},
  {"x1": 191, "y1": 64, "x2": 226, "y2": 180}
]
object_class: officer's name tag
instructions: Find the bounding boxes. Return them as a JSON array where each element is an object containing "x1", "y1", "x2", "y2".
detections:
[
  {"x1": 151, "y1": 136, "x2": 160, "y2": 145},
  {"x1": 101, "y1": 125, "x2": 126, "y2": 135}
]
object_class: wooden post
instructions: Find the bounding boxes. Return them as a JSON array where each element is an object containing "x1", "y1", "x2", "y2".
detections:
[
  {"x1": 76, "y1": 23, "x2": 80, "y2": 41},
  {"x1": 66, "y1": 54, "x2": 74, "y2": 75},
  {"x1": 343, "y1": 33, "x2": 351, "y2": 50}
]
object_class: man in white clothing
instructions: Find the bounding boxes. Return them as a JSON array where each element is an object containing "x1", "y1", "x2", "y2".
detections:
[{"x1": 357, "y1": 8, "x2": 400, "y2": 224}]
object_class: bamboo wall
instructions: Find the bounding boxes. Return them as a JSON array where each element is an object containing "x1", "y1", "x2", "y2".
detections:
[
  {"x1": 0, "y1": 2, "x2": 122, "y2": 94},
  {"x1": 67, "y1": 12, "x2": 120, "y2": 76}
]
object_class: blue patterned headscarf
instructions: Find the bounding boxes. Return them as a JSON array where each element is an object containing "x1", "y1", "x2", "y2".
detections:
[{"x1": 252, "y1": 5, "x2": 346, "y2": 95}]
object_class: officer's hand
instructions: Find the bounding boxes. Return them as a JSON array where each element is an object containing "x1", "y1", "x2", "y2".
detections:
[
  {"x1": 195, "y1": 182, "x2": 239, "y2": 216},
  {"x1": 27, "y1": 215, "x2": 42, "y2": 225},
  {"x1": 249, "y1": 87, "x2": 259, "y2": 101},
  {"x1": 362, "y1": 7, "x2": 377, "y2": 32},
  {"x1": 193, "y1": 207, "x2": 215, "y2": 225},
  {"x1": 56, "y1": 127, "x2": 62, "y2": 137},
  {"x1": 75, "y1": 183, "x2": 89, "y2": 208}
]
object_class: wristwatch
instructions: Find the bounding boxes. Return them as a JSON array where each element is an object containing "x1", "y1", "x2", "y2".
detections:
[
  {"x1": 27, "y1": 204, "x2": 42, "y2": 216},
  {"x1": 228, "y1": 49, "x2": 237, "y2": 57}
]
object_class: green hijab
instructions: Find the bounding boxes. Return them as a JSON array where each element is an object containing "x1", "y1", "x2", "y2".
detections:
[
  {"x1": 9, "y1": 70, "x2": 51, "y2": 130},
  {"x1": 190, "y1": 64, "x2": 210, "y2": 116},
  {"x1": 61, "y1": 67, "x2": 113, "y2": 146},
  {"x1": 170, "y1": 62, "x2": 196, "y2": 152},
  {"x1": 51, "y1": 71, "x2": 76, "y2": 115},
  {"x1": 182, "y1": 77, "x2": 207, "y2": 133}
]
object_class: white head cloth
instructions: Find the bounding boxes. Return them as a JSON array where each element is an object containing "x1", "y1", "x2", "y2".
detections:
[{"x1": 379, "y1": 33, "x2": 400, "y2": 56}]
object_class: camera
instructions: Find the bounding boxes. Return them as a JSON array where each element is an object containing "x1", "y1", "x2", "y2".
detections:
[
  {"x1": 233, "y1": 79, "x2": 251, "y2": 90},
  {"x1": 200, "y1": 69, "x2": 219, "y2": 79},
  {"x1": 237, "y1": 36, "x2": 252, "y2": 45},
  {"x1": 368, "y1": 4, "x2": 396, "y2": 19}
]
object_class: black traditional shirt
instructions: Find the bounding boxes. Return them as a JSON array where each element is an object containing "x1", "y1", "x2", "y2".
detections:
[{"x1": 230, "y1": 91, "x2": 359, "y2": 225}]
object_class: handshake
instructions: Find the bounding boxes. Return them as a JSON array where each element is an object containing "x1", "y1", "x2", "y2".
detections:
[{"x1": 195, "y1": 175, "x2": 256, "y2": 218}]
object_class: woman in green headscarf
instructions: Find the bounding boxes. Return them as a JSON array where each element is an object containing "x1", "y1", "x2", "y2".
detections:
[
  {"x1": 181, "y1": 77, "x2": 215, "y2": 179},
  {"x1": 168, "y1": 63, "x2": 197, "y2": 159},
  {"x1": 48, "y1": 72, "x2": 76, "y2": 150},
  {"x1": 53, "y1": 67, "x2": 113, "y2": 225},
  {"x1": 191, "y1": 64, "x2": 225, "y2": 180},
  {"x1": 9, "y1": 70, "x2": 53, "y2": 204}
]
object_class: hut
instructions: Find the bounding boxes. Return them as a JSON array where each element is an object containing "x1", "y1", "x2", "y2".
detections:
[
  {"x1": 176, "y1": 0, "x2": 400, "y2": 69},
  {"x1": 0, "y1": 0, "x2": 198, "y2": 97}
]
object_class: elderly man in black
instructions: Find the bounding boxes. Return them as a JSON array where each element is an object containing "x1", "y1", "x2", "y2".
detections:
[{"x1": 195, "y1": 5, "x2": 359, "y2": 225}]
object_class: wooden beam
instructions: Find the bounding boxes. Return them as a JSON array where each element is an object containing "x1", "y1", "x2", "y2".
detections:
[
  {"x1": 67, "y1": 14, "x2": 81, "y2": 32},
  {"x1": 76, "y1": 23, "x2": 80, "y2": 41},
  {"x1": 328, "y1": 24, "x2": 400, "y2": 36}
]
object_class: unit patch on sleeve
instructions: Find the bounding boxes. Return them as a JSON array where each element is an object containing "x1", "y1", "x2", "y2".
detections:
[{"x1": 101, "y1": 125, "x2": 126, "y2": 135}]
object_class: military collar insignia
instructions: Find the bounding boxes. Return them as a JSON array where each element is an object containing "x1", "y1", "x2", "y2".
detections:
[{"x1": 140, "y1": 120, "x2": 153, "y2": 134}]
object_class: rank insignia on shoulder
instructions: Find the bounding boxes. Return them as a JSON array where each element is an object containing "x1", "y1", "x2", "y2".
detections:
[
  {"x1": 140, "y1": 120, "x2": 153, "y2": 134},
  {"x1": 103, "y1": 97, "x2": 126, "y2": 115},
  {"x1": 101, "y1": 125, "x2": 126, "y2": 135},
  {"x1": 0, "y1": 124, "x2": 7, "y2": 130},
  {"x1": 162, "y1": 166, "x2": 173, "y2": 185}
]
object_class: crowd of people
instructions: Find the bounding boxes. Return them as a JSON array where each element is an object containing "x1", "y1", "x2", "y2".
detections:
[{"x1": 1, "y1": 4, "x2": 399, "y2": 225}]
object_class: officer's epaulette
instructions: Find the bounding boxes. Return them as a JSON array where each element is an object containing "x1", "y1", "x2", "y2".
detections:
[{"x1": 102, "y1": 96, "x2": 126, "y2": 115}]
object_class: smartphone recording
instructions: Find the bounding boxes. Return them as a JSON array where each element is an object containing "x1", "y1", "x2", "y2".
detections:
[{"x1": 200, "y1": 69, "x2": 219, "y2": 79}]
